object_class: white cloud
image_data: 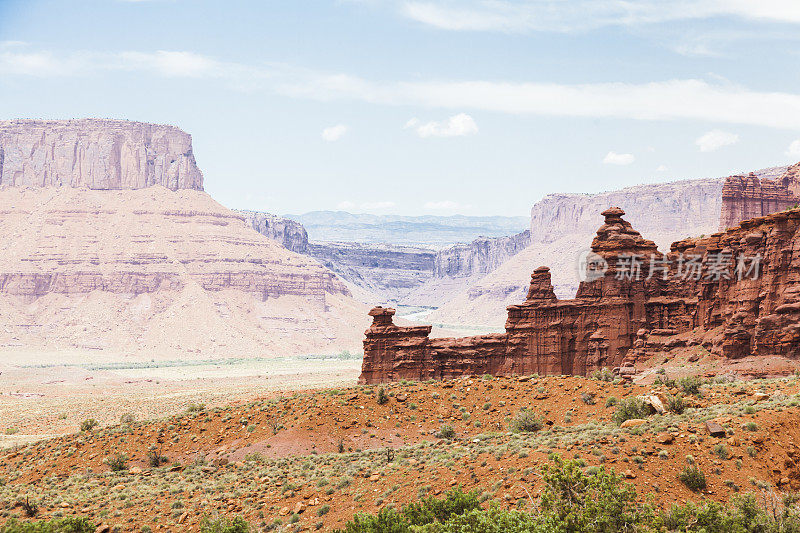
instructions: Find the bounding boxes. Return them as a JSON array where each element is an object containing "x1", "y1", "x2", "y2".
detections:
[
  {"x1": 424, "y1": 200, "x2": 472, "y2": 210},
  {"x1": 787, "y1": 139, "x2": 800, "y2": 158},
  {"x1": 322, "y1": 124, "x2": 348, "y2": 142},
  {"x1": 603, "y1": 152, "x2": 635, "y2": 165},
  {"x1": 117, "y1": 51, "x2": 223, "y2": 78},
  {"x1": 401, "y1": 1, "x2": 800, "y2": 33},
  {"x1": 405, "y1": 113, "x2": 478, "y2": 138},
  {"x1": 336, "y1": 201, "x2": 356, "y2": 210},
  {"x1": 6, "y1": 46, "x2": 800, "y2": 130},
  {"x1": 695, "y1": 130, "x2": 739, "y2": 152},
  {"x1": 656, "y1": 164, "x2": 668, "y2": 172}
]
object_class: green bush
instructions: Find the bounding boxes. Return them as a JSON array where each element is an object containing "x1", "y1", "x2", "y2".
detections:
[
  {"x1": 679, "y1": 375, "x2": 704, "y2": 395},
  {"x1": 510, "y1": 409, "x2": 543, "y2": 433},
  {"x1": 199, "y1": 516, "x2": 250, "y2": 533},
  {"x1": 376, "y1": 387, "x2": 389, "y2": 405},
  {"x1": 79, "y1": 419, "x2": 98, "y2": 432},
  {"x1": 437, "y1": 425, "x2": 456, "y2": 440},
  {"x1": 667, "y1": 394, "x2": 686, "y2": 414},
  {"x1": 106, "y1": 452, "x2": 128, "y2": 472},
  {"x1": 335, "y1": 457, "x2": 800, "y2": 533},
  {"x1": 612, "y1": 398, "x2": 650, "y2": 425},
  {"x1": 0, "y1": 517, "x2": 95, "y2": 533},
  {"x1": 679, "y1": 465, "x2": 707, "y2": 492}
]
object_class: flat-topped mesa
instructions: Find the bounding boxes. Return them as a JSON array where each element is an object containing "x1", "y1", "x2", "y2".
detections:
[
  {"x1": 360, "y1": 205, "x2": 800, "y2": 384},
  {"x1": 719, "y1": 163, "x2": 800, "y2": 230},
  {"x1": 0, "y1": 119, "x2": 203, "y2": 190}
]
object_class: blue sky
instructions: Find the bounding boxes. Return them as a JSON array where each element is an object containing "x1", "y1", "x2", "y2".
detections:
[{"x1": 1, "y1": 0, "x2": 800, "y2": 216}]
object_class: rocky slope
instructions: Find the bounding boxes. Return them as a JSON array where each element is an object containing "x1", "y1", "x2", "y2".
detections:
[
  {"x1": 430, "y1": 169, "x2": 782, "y2": 327},
  {"x1": 0, "y1": 119, "x2": 204, "y2": 190},
  {"x1": 0, "y1": 119, "x2": 368, "y2": 357}
]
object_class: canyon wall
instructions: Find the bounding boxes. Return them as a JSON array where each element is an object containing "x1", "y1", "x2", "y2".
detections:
[
  {"x1": 238, "y1": 210, "x2": 310, "y2": 254},
  {"x1": 433, "y1": 230, "x2": 530, "y2": 278},
  {"x1": 0, "y1": 119, "x2": 204, "y2": 190},
  {"x1": 719, "y1": 163, "x2": 800, "y2": 230},
  {"x1": 360, "y1": 206, "x2": 800, "y2": 383},
  {"x1": 307, "y1": 242, "x2": 434, "y2": 304}
]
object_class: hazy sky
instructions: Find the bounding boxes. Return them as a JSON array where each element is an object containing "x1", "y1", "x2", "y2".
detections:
[{"x1": 1, "y1": 0, "x2": 800, "y2": 216}]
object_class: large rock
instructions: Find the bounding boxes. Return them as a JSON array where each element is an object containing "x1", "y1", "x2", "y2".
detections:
[
  {"x1": 359, "y1": 205, "x2": 800, "y2": 383},
  {"x1": 719, "y1": 163, "x2": 800, "y2": 231},
  {"x1": 0, "y1": 119, "x2": 203, "y2": 190}
]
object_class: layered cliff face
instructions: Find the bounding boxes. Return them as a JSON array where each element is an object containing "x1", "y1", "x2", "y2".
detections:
[
  {"x1": 433, "y1": 230, "x2": 530, "y2": 278},
  {"x1": 0, "y1": 119, "x2": 204, "y2": 190},
  {"x1": 719, "y1": 163, "x2": 799, "y2": 230},
  {"x1": 429, "y1": 172, "x2": 779, "y2": 328},
  {"x1": 360, "y1": 206, "x2": 800, "y2": 383},
  {"x1": 238, "y1": 210, "x2": 309, "y2": 254},
  {"x1": 0, "y1": 119, "x2": 369, "y2": 357},
  {"x1": 0, "y1": 186, "x2": 369, "y2": 356},
  {"x1": 307, "y1": 242, "x2": 434, "y2": 304}
]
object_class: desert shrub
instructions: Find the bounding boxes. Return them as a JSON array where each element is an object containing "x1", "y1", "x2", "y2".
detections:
[
  {"x1": 335, "y1": 457, "x2": 800, "y2": 533},
  {"x1": 318, "y1": 505, "x2": 331, "y2": 517},
  {"x1": 403, "y1": 488, "x2": 482, "y2": 525},
  {"x1": 437, "y1": 425, "x2": 456, "y2": 440},
  {"x1": 198, "y1": 516, "x2": 250, "y2": 533},
  {"x1": 106, "y1": 453, "x2": 128, "y2": 472},
  {"x1": 605, "y1": 396, "x2": 618, "y2": 407},
  {"x1": 580, "y1": 392, "x2": 596, "y2": 405},
  {"x1": 147, "y1": 444, "x2": 168, "y2": 467},
  {"x1": 713, "y1": 444, "x2": 729, "y2": 460},
  {"x1": 539, "y1": 455, "x2": 651, "y2": 532},
  {"x1": 679, "y1": 465, "x2": 707, "y2": 492},
  {"x1": 679, "y1": 375, "x2": 703, "y2": 395},
  {"x1": 186, "y1": 403, "x2": 206, "y2": 413},
  {"x1": 666, "y1": 394, "x2": 686, "y2": 414},
  {"x1": 591, "y1": 368, "x2": 615, "y2": 382},
  {"x1": 119, "y1": 412, "x2": 136, "y2": 425},
  {"x1": 0, "y1": 517, "x2": 95, "y2": 532},
  {"x1": 510, "y1": 409, "x2": 543, "y2": 433},
  {"x1": 612, "y1": 398, "x2": 650, "y2": 425},
  {"x1": 745, "y1": 421, "x2": 759, "y2": 431},
  {"x1": 376, "y1": 387, "x2": 389, "y2": 405},
  {"x1": 79, "y1": 419, "x2": 98, "y2": 432}
]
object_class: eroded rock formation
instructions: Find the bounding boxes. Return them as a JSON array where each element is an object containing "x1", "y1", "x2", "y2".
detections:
[
  {"x1": 719, "y1": 163, "x2": 800, "y2": 230},
  {"x1": 238, "y1": 210, "x2": 309, "y2": 254},
  {"x1": 0, "y1": 119, "x2": 203, "y2": 190},
  {"x1": 360, "y1": 206, "x2": 800, "y2": 383},
  {"x1": 433, "y1": 230, "x2": 530, "y2": 278}
]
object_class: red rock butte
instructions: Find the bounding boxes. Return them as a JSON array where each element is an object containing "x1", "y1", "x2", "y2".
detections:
[
  {"x1": 720, "y1": 162, "x2": 800, "y2": 230},
  {"x1": 359, "y1": 206, "x2": 800, "y2": 384}
]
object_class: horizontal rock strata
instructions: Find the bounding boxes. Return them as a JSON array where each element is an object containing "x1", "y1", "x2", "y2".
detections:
[{"x1": 719, "y1": 162, "x2": 800, "y2": 230}]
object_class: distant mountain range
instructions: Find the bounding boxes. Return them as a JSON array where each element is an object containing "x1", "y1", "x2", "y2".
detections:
[{"x1": 284, "y1": 211, "x2": 530, "y2": 249}]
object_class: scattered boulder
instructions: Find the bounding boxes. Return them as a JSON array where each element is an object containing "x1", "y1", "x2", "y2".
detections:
[{"x1": 705, "y1": 420, "x2": 727, "y2": 438}]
